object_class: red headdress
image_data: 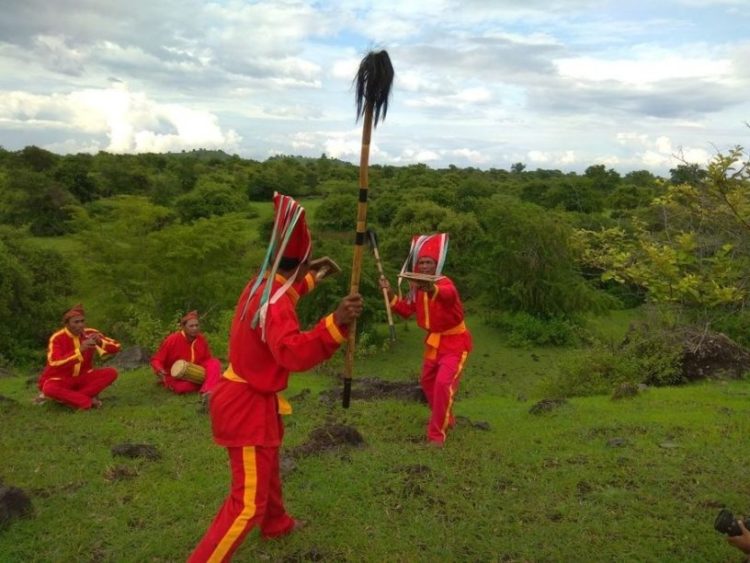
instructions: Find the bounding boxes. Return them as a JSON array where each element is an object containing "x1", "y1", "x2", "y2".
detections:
[
  {"x1": 396, "y1": 234, "x2": 449, "y2": 302},
  {"x1": 405, "y1": 233, "x2": 449, "y2": 273},
  {"x1": 180, "y1": 310, "x2": 199, "y2": 325},
  {"x1": 63, "y1": 303, "x2": 85, "y2": 322},
  {"x1": 241, "y1": 192, "x2": 312, "y2": 338}
]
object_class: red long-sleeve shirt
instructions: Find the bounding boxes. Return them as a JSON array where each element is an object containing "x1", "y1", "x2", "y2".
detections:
[
  {"x1": 210, "y1": 273, "x2": 347, "y2": 447},
  {"x1": 39, "y1": 327, "x2": 121, "y2": 386},
  {"x1": 391, "y1": 276, "x2": 472, "y2": 355},
  {"x1": 151, "y1": 331, "x2": 214, "y2": 374}
]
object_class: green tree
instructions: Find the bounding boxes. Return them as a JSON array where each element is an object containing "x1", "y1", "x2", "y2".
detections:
[
  {"x1": 0, "y1": 227, "x2": 73, "y2": 362},
  {"x1": 473, "y1": 195, "x2": 607, "y2": 317},
  {"x1": 576, "y1": 147, "x2": 750, "y2": 314},
  {"x1": 175, "y1": 181, "x2": 250, "y2": 222}
]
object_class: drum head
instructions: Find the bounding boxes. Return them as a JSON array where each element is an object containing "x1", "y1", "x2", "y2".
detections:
[{"x1": 170, "y1": 359, "x2": 187, "y2": 377}]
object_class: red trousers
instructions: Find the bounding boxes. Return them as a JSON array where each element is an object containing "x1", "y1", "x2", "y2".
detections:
[
  {"x1": 164, "y1": 358, "x2": 222, "y2": 395},
  {"x1": 188, "y1": 445, "x2": 294, "y2": 563},
  {"x1": 41, "y1": 368, "x2": 118, "y2": 410},
  {"x1": 421, "y1": 350, "x2": 469, "y2": 444}
]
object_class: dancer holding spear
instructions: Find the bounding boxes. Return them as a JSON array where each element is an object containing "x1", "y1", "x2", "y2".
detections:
[{"x1": 343, "y1": 50, "x2": 394, "y2": 408}]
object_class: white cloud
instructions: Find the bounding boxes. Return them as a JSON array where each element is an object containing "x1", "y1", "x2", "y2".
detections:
[
  {"x1": 555, "y1": 52, "x2": 733, "y2": 86},
  {"x1": 0, "y1": 0, "x2": 748, "y2": 175},
  {"x1": 527, "y1": 150, "x2": 550, "y2": 163},
  {"x1": 449, "y1": 148, "x2": 489, "y2": 164},
  {"x1": 0, "y1": 85, "x2": 240, "y2": 153}
]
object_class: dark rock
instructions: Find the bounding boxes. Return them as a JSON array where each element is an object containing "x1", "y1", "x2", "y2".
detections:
[
  {"x1": 108, "y1": 346, "x2": 152, "y2": 371},
  {"x1": 0, "y1": 486, "x2": 33, "y2": 528},
  {"x1": 529, "y1": 398, "x2": 567, "y2": 415},
  {"x1": 607, "y1": 437, "x2": 628, "y2": 448},
  {"x1": 111, "y1": 443, "x2": 161, "y2": 460}
]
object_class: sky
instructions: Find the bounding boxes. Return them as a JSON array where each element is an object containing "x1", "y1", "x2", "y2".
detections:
[{"x1": 0, "y1": 0, "x2": 749, "y2": 176}]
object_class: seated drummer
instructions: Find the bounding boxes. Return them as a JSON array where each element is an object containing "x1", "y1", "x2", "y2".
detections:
[{"x1": 151, "y1": 311, "x2": 222, "y2": 396}]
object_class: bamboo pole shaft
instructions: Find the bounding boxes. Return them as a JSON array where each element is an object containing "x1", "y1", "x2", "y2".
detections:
[{"x1": 343, "y1": 106, "x2": 373, "y2": 408}]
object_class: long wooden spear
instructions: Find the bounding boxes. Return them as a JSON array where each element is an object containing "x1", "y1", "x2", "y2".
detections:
[{"x1": 343, "y1": 50, "x2": 394, "y2": 409}]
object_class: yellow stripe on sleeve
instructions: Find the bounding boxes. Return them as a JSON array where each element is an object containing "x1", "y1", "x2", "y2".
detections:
[
  {"x1": 325, "y1": 314, "x2": 346, "y2": 344},
  {"x1": 305, "y1": 272, "x2": 316, "y2": 292}
]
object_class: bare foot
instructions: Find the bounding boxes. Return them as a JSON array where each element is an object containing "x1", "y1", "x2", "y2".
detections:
[
  {"x1": 32, "y1": 393, "x2": 46, "y2": 405},
  {"x1": 91, "y1": 397, "x2": 103, "y2": 409}
]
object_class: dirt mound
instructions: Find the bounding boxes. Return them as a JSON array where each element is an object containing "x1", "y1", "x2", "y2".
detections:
[
  {"x1": 290, "y1": 424, "x2": 365, "y2": 457},
  {"x1": 104, "y1": 465, "x2": 139, "y2": 482},
  {"x1": 0, "y1": 486, "x2": 33, "y2": 528},
  {"x1": 454, "y1": 415, "x2": 492, "y2": 431},
  {"x1": 394, "y1": 464, "x2": 433, "y2": 497},
  {"x1": 678, "y1": 328, "x2": 750, "y2": 380},
  {"x1": 111, "y1": 443, "x2": 161, "y2": 460},
  {"x1": 318, "y1": 377, "x2": 425, "y2": 404}
]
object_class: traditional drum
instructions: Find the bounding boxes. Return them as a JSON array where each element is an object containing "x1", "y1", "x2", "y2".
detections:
[{"x1": 170, "y1": 359, "x2": 206, "y2": 384}]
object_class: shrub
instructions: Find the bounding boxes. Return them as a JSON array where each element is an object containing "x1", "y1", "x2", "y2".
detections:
[
  {"x1": 539, "y1": 347, "x2": 638, "y2": 398},
  {"x1": 541, "y1": 322, "x2": 684, "y2": 397},
  {"x1": 484, "y1": 310, "x2": 580, "y2": 347}
]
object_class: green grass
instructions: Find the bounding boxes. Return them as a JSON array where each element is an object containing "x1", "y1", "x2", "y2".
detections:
[{"x1": 1, "y1": 315, "x2": 749, "y2": 561}]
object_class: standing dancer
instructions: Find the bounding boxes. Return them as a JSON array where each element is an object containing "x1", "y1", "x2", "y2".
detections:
[
  {"x1": 379, "y1": 234, "x2": 472, "y2": 447},
  {"x1": 188, "y1": 193, "x2": 362, "y2": 562}
]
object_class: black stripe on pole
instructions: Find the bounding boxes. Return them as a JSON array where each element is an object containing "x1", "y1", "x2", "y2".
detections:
[
  {"x1": 358, "y1": 188, "x2": 368, "y2": 202},
  {"x1": 342, "y1": 379, "x2": 352, "y2": 408},
  {"x1": 355, "y1": 231, "x2": 365, "y2": 245}
]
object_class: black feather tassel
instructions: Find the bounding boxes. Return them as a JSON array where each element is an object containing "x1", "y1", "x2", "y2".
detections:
[{"x1": 354, "y1": 50, "x2": 394, "y2": 127}]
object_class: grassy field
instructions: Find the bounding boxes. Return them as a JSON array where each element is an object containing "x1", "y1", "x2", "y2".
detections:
[{"x1": 2, "y1": 312, "x2": 750, "y2": 562}]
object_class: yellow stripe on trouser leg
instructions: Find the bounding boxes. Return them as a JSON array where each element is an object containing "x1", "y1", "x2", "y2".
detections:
[
  {"x1": 440, "y1": 351, "x2": 469, "y2": 435},
  {"x1": 208, "y1": 447, "x2": 258, "y2": 563}
]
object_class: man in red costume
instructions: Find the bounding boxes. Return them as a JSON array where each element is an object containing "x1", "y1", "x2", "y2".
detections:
[
  {"x1": 380, "y1": 233, "x2": 472, "y2": 447},
  {"x1": 151, "y1": 311, "x2": 222, "y2": 395},
  {"x1": 189, "y1": 193, "x2": 363, "y2": 563},
  {"x1": 37, "y1": 304, "x2": 121, "y2": 410}
]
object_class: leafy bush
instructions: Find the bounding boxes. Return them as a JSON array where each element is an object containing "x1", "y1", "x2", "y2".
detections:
[
  {"x1": 484, "y1": 310, "x2": 580, "y2": 347},
  {"x1": 620, "y1": 325, "x2": 684, "y2": 386},
  {"x1": 313, "y1": 193, "x2": 357, "y2": 231},
  {"x1": 541, "y1": 323, "x2": 684, "y2": 397},
  {"x1": 539, "y1": 347, "x2": 637, "y2": 398},
  {"x1": 174, "y1": 182, "x2": 250, "y2": 222},
  {"x1": 713, "y1": 310, "x2": 750, "y2": 349}
]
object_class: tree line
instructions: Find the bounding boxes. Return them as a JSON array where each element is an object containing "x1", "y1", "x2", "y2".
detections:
[{"x1": 1, "y1": 143, "x2": 746, "y2": 366}]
